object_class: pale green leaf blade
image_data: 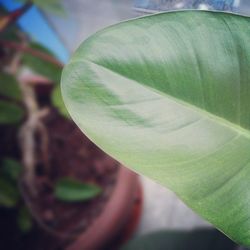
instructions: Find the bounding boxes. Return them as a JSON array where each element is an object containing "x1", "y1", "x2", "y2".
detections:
[{"x1": 61, "y1": 11, "x2": 250, "y2": 246}]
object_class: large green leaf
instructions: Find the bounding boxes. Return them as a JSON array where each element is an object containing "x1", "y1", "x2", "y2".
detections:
[{"x1": 61, "y1": 11, "x2": 250, "y2": 246}]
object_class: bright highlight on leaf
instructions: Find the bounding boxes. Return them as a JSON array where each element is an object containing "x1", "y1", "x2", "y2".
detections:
[
  {"x1": 54, "y1": 178, "x2": 102, "y2": 202},
  {"x1": 61, "y1": 11, "x2": 250, "y2": 246}
]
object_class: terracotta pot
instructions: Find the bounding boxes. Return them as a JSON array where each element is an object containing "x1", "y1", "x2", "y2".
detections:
[{"x1": 67, "y1": 166, "x2": 141, "y2": 250}]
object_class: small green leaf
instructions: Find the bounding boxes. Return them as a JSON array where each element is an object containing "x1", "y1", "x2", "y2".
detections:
[
  {"x1": 0, "y1": 72, "x2": 21, "y2": 101},
  {"x1": 0, "y1": 26, "x2": 20, "y2": 42},
  {"x1": 0, "y1": 100, "x2": 24, "y2": 124},
  {"x1": 0, "y1": 178, "x2": 20, "y2": 208},
  {"x1": 15, "y1": 0, "x2": 65, "y2": 15},
  {"x1": 54, "y1": 178, "x2": 102, "y2": 202},
  {"x1": 17, "y1": 206, "x2": 33, "y2": 233},
  {"x1": 52, "y1": 85, "x2": 70, "y2": 118},
  {"x1": 21, "y1": 42, "x2": 62, "y2": 83},
  {"x1": 1, "y1": 158, "x2": 22, "y2": 181}
]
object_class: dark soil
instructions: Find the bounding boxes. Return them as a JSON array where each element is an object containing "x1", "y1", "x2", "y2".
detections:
[{"x1": 25, "y1": 109, "x2": 119, "y2": 243}]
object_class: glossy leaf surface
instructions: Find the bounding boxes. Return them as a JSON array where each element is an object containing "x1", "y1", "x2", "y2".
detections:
[{"x1": 61, "y1": 11, "x2": 250, "y2": 245}]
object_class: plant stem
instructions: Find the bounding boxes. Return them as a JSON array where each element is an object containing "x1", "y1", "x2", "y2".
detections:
[
  {"x1": 6, "y1": 38, "x2": 51, "y2": 197},
  {"x1": 0, "y1": 2, "x2": 33, "y2": 33},
  {"x1": 0, "y1": 40, "x2": 63, "y2": 68}
]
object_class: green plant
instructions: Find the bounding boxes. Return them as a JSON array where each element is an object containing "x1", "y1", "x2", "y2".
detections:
[
  {"x1": 61, "y1": 10, "x2": 250, "y2": 246},
  {"x1": 16, "y1": 0, "x2": 65, "y2": 15},
  {"x1": 0, "y1": 72, "x2": 24, "y2": 124},
  {"x1": 0, "y1": 2, "x2": 100, "y2": 234},
  {"x1": 0, "y1": 157, "x2": 33, "y2": 233},
  {"x1": 54, "y1": 177, "x2": 102, "y2": 202}
]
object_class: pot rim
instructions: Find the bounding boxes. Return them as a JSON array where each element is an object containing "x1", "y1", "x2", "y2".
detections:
[{"x1": 67, "y1": 165, "x2": 139, "y2": 250}]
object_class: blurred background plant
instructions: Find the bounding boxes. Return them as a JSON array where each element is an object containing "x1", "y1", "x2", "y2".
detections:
[
  {"x1": 0, "y1": 0, "x2": 102, "y2": 239},
  {"x1": 0, "y1": 2, "x2": 142, "y2": 250}
]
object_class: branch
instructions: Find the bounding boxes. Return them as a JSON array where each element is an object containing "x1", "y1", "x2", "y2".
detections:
[
  {"x1": 0, "y1": 3, "x2": 33, "y2": 33},
  {"x1": 0, "y1": 40, "x2": 63, "y2": 68},
  {"x1": 6, "y1": 38, "x2": 51, "y2": 197}
]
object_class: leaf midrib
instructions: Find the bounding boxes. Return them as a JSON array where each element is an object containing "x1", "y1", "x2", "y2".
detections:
[{"x1": 70, "y1": 58, "x2": 250, "y2": 139}]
